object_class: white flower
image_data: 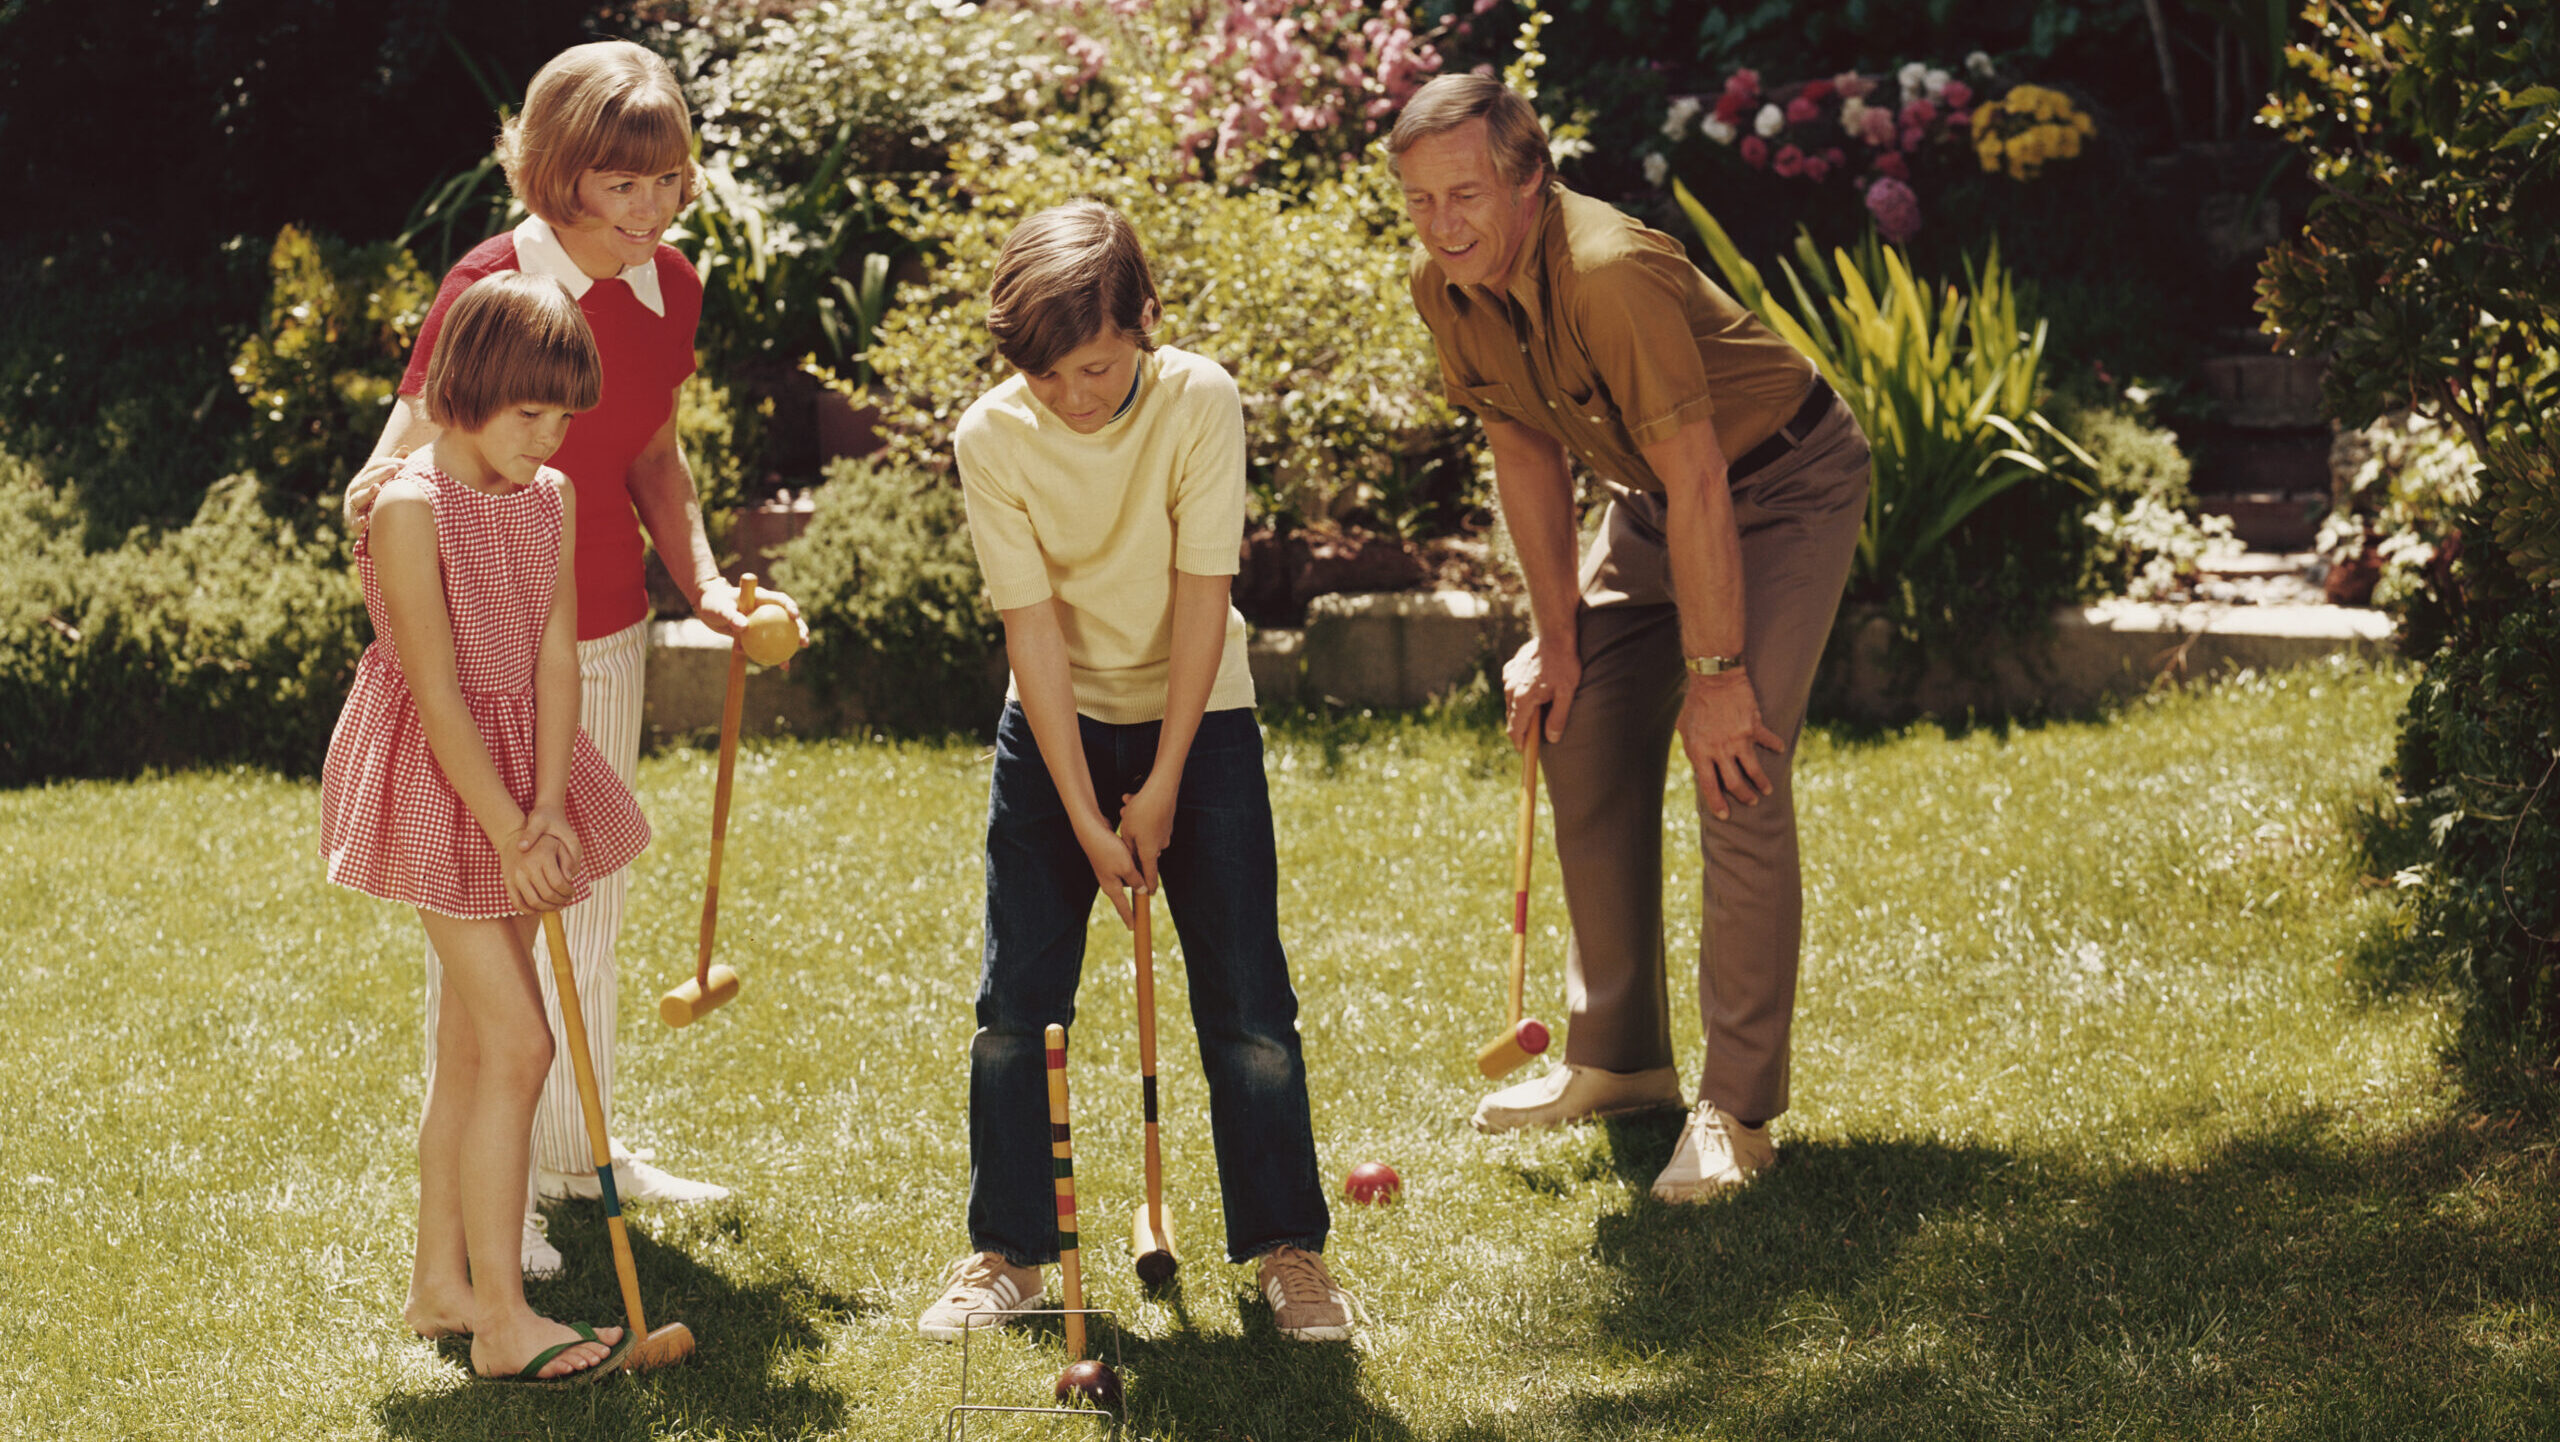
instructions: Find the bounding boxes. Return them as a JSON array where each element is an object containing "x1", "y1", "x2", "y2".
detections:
[
  {"x1": 1966, "y1": 50, "x2": 1995, "y2": 79},
  {"x1": 1838, "y1": 96, "x2": 1868, "y2": 135},
  {"x1": 1661, "y1": 94, "x2": 1702, "y2": 142},
  {"x1": 1550, "y1": 133, "x2": 1594, "y2": 163},
  {"x1": 1701, "y1": 114, "x2": 1738, "y2": 146},
  {"x1": 1898, "y1": 60, "x2": 1928, "y2": 102},
  {"x1": 1642, "y1": 151, "x2": 1669, "y2": 187},
  {"x1": 1754, "y1": 102, "x2": 1784, "y2": 138},
  {"x1": 1925, "y1": 67, "x2": 1950, "y2": 98}
]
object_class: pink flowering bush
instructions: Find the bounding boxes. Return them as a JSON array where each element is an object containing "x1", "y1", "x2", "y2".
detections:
[{"x1": 1028, "y1": 0, "x2": 1450, "y2": 173}]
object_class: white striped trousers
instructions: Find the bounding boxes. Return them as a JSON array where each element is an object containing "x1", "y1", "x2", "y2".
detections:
[{"x1": 422, "y1": 618, "x2": 647, "y2": 1176}]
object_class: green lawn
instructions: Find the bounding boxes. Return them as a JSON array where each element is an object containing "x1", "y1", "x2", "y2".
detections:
[{"x1": 7, "y1": 659, "x2": 2556, "y2": 1440}]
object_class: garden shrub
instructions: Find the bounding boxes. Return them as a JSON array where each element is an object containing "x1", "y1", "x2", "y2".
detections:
[
  {"x1": 2319, "y1": 411, "x2": 2478, "y2": 613},
  {"x1": 2062, "y1": 398, "x2": 2241, "y2": 601},
  {"x1": 855, "y1": 106, "x2": 1472, "y2": 534},
  {"x1": 667, "y1": 0, "x2": 1072, "y2": 184},
  {"x1": 0, "y1": 460, "x2": 366, "y2": 785},
  {"x1": 0, "y1": 241, "x2": 266, "y2": 540},
  {"x1": 766, "y1": 454, "x2": 1001, "y2": 736},
  {"x1": 2258, "y1": 0, "x2": 2560, "y2": 1098},
  {"x1": 228, "y1": 224, "x2": 435, "y2": 508}
]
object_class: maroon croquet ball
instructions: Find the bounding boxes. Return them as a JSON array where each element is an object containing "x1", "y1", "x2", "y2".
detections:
[
  {"x1": 1054, "y1": 1358, "x2": 1123, "y2": 1410},
  {"x1": 1345, "y1": 1160, "x2": 1402, "y2": 1204}
]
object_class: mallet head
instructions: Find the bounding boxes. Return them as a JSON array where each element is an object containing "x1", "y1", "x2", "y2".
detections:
[
  {"x1": 740, "y1": 603, "x2": 802, "y2": 667},
  {"x1": 1130, "y1": 1202, "x2": 1177, "y2": 1287},
  {"x1": 623, "y1": 1321, "x2": 697, "y2": 1372},
  {"x1": 1474, "y1": 1016, "x2": 1551, "y2": 1079},
  {"x1": 659, "y1": 964, "x2": 741, "y2": 1028}
]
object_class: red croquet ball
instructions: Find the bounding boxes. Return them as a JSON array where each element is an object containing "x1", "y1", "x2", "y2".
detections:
[
  {"x1": 1518, "y1": 1018, "x2": 1551, "y2": 1054},
  {"x1": 1054, "y1": 1358, "x2": 1123, "y2": 1410},
  {"x1": 1345, "y1": 1160, "x2": 1402, "y2": 1204}
]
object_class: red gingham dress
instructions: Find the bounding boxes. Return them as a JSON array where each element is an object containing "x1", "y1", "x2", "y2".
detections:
[{"x1": 319, "y1": 460, "x2": 650, "y2": 919}]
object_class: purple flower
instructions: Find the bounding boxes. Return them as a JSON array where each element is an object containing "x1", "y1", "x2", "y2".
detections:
[{"x1": 1865, "y1": 176, "x2": 1922, "y2": 243}]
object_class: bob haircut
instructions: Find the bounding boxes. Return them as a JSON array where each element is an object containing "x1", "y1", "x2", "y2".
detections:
[
  {"x1": 498, "y1": 41, "x2": 699, "y2": 227},
  {"x1": 422, "y1": 272, "x2": 604, "y2": 433},
  {"x1": 1386, "y1": 73, "x2": 1552, "y2": 190},
  {"x1": 984, "y1": 200, "x2": 1161, "y2": 377}
]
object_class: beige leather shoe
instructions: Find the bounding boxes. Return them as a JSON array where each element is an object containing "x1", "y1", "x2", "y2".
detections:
[
  {"x1": 1649, "y1": 1102, "x2": 1776, "y2": 1202},
  {"x1": 1470, "y1": 1063, "x2": 1685, "y2": 1133}
]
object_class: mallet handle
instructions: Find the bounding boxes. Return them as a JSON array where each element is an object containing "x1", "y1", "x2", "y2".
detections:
[
  {"x1": 1134, "y1": 892, "x2": 1163, "y2": 1225},
  {"x1": 1505, "y1": 724, "x2": 1543, "y2": 1027},
  {"x1": 1045, "y1": 1022, "x2": 1084, "y2": 1360},
  {"x1": 543, "y1": 912, "x2": 650, "y2": 1341},
  {"x1": 694, "y1": 575, "x2": 759, "y2": 992}
]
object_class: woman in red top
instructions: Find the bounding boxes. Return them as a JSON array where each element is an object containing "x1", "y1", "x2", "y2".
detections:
[{"x1": 345, "y1": 40, "x2": 802, "y2": 1270}]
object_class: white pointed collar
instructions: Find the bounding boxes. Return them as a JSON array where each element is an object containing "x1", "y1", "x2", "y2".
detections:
[{"x1": 512, "y1": 215, "x2": 666, "y2": 318}]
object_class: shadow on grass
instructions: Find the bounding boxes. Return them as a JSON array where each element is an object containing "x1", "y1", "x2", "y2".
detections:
[
  {"x1": 1536, "y1": 1118, "x2": 2560, "y2": 1439},
  {"x1": 1100, "y1": 1282, "x2": 1417, "y2": 1442},
  {"x1": 374, "y1": 1205, "x2": 863, "y2": 1440}
]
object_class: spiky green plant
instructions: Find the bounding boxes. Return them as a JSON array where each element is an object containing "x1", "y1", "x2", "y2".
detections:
[{"x1": 1675, "y1": 180, "x2": 2093, "y2": 604}]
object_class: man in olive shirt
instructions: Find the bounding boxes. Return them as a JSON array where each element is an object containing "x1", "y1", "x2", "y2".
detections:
[{"x1": 1391, "y1": 75, "x2": 1870, "y2": 1200}]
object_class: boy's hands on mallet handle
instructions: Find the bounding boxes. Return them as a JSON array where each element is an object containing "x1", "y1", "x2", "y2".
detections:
[
  {"x1": 1076, "y1": 814, "x2": 1147, "y2": 928},
  {"x1": 1117, "y1": 774, "x2": 1177, "y2": 896}
]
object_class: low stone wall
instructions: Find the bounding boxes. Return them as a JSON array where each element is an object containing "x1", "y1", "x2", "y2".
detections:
[{"x1": 644, "y1": 592, "x2": 2398, "y2": 741}]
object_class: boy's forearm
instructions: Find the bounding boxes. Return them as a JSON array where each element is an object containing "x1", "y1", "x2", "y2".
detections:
[
  {"x1": 1149, "y1": 569, "x2": 1231, "y2": 785},
  {"x1": 1002, "y1": 599, "x2": 1108, "y2": 829}
]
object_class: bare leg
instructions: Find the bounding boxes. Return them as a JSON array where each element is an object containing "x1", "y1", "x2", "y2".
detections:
[
  {"x1": 405, "y1": 923, "x2": 477, "y2": 1337},
  {"x1": 417, "y1": 910, "x2": 622, "y2": 1379}
]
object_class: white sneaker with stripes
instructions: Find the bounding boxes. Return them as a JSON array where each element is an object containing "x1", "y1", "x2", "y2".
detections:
[{"x1": 917, "y1": 1251, "x2": 1045, "y2": 1341}]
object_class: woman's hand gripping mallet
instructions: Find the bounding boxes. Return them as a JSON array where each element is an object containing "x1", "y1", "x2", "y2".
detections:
[
  {"x1": 661, "y1": 573, "x2": 804, "y2": 1027},
  {"x1": 543, "y1": 911, "x2": 697, "y2": 1371},
  {"x1": 1476, "y1": 722, "x2": 1551, "y2": 1077}
]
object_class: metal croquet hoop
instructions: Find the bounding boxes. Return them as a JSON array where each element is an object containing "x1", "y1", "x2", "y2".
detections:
[{"x1": 942, "y1": 1307, "x2": 1123, "y2": 1440}]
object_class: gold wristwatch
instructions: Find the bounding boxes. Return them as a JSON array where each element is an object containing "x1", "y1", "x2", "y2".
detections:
[{"x1": 1684, "y1": 653, "x2": 1745, "y2": 676}]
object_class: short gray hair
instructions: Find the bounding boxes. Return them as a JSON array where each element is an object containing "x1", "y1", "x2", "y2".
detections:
[{"x1": 1387, "y1": 74, "x2": 1551, "y2": 188}]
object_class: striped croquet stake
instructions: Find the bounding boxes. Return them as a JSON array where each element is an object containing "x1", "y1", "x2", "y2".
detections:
[{"x1": 1045, "y1": 1022, "x2": 1085, "y2": 1359}]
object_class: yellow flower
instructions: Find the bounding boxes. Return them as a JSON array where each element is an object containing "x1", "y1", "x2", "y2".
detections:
[
  {"x1": 2054, "y1": 126, "x2": 2083, "y2": 158},
  {"x1": 1971, "y1": 104, "x2": 1996, "y2": 135},
  {"x1": 2074, "y1": 110, "x2": 2097, "y2": 136},
  {"x1": 2007, "y1": 154, "x2": 2033, "y2": 182}
]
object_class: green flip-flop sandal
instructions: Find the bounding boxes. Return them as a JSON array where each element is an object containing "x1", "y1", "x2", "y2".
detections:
[{"x1": 487, "y1": 1321, "x2": 639, "y2": 1387}]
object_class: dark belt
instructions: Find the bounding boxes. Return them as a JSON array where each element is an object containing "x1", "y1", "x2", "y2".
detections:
[{"x1": 1725, "y1": 377, "x2": 1836, "y2": 485}]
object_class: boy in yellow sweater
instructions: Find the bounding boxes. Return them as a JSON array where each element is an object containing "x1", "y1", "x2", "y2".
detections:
[{"x1": 915, "y1": 200, "x2": 1357, "y2": 1343}]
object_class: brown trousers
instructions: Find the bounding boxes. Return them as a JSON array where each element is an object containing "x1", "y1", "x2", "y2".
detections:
[{"x1": 1545, "y1": 396, "x2": 1868, "y2": 1121}]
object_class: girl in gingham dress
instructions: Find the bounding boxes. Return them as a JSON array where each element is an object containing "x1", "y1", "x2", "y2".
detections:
[{"x1": 320, "y1": 272, "x2": 648, "y2": 1385}]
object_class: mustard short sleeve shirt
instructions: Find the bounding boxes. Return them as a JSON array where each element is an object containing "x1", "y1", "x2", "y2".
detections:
[{"x1": 1412, "y1": 183, "x2": 1816, "y2": 496}]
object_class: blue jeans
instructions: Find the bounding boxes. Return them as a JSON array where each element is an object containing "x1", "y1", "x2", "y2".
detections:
[{"x1": 968, "y1": 703, "x2": 1330, "y2": 1265}]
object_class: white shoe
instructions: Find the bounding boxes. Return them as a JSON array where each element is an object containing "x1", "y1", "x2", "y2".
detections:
[
  {"x1": 916, "y1": 1252, "x2": 1045, "y2": 1341},
  {"x1": 1470, "y1": 1063, "x2": 1685, "y2": 1133},
  {"x1": 1649, "y1": 1102, "x2": 1776, "y2": 1202},
  {"x1": 522, "y1": 1209, "x2": 564, "y2": 1280},
  {"x1": 540, "y1": 1147, "x2": 731, "y2": 1204}
]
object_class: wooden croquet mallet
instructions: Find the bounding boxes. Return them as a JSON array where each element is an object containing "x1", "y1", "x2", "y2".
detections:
[
  {"x1": 1045, "y1": 1022, "x2": 1086, "y2": 1360},
  {"x1": 1476, "y1": 722, "x2": 1552, "y2": 1078},
  {"x1": 1128, "y1": 888, "x2": 1177, "y2": 1286},
  {"x1": 660, "y1": 572, "x2": 790, "y2": 1027},
  {"x1": 543, "y1": 911, "x2": 697, "y2": 1371}
]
